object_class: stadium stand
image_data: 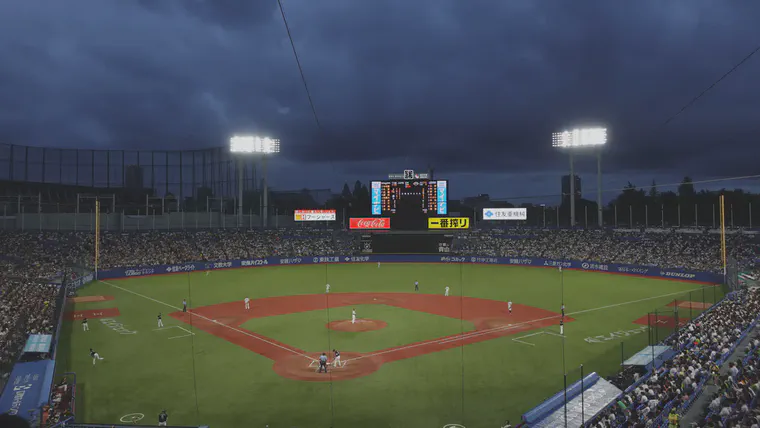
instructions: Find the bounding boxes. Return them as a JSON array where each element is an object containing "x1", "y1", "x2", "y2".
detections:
[{"x1": 1, "y1": 227, "x2": 759, "y2": 425}]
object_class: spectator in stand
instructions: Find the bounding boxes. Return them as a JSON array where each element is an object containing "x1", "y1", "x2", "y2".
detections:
[{"x1": 586, "y1": 288, "x2": 760, "y2": 427}]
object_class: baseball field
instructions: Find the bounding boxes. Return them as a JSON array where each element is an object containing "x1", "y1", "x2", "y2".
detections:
[{"x1": 54, "y1": 263, "x2": 721, "y2": 428}]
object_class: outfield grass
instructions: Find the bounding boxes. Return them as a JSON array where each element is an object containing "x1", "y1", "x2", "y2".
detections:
[{"x1": 56, "y1": 263, "x2": 719, "y2": 428}]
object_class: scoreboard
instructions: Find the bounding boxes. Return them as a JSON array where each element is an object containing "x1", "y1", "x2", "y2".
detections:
[
  {"x1": 370, "y1": 180, "x2": 448, "y2": 216},
  {"x1": 369, "y1": 170, "x2": 448, "y2": 230}
]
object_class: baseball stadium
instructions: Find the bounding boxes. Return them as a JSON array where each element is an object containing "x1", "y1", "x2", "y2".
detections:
[{"x1": 1, "y1": 142, "x2": 759, "y2": 428}]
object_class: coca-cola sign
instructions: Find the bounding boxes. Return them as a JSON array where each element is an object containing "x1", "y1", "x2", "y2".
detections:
[{"x1": 350, "y1": 217, "x2": 391, "y2": 230}]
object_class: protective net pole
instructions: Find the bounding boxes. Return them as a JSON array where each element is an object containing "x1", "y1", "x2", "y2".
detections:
[
  {"x1": 95, "y1": 199, "x2": 100, "y2": 279},
  {"x1": 720, "y1": 194, "x2": 727, "y2": 279}
]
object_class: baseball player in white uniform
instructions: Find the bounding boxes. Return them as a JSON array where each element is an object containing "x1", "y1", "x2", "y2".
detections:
[
  {"x1": 90, "y1": 348, "x2": 104, "y2": 365},
  {"x1": 351, "y1": 308, "x2": 357, "y2": 324},
  {"x1": 82, "y1": 318, "x2": 89, "y2": 331},
  {"x1": 560, "y1": 318, "x2": 564, "y2": 335},
  {"x1": 377, "y1": 261, "x2": 381, "y2": 268},
  {"x1": 326, "y1": 283, "x2": 330, "y2": 293},
  {"x1": 508, "y1": 301, "x2": 513, "y2": 314},
  {"x1": 244, "y1": 297, "x2": 250, "y2": 310},
  {"x1": 444, "y1": 286, "x2": 450, "y2": 296}
]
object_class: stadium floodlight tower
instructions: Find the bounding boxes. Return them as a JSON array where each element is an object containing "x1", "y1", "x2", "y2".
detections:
[
  {"x1": 230, "y1": 135, "x2": 280, "y2": 228},
  {"x1": 552, "y1": 127, "x2": 607, "y2": 228}
]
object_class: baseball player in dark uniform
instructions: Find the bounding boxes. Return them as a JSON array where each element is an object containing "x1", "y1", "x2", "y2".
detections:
[
  {"x1": 157, "y1": 313, "x2": 164, "y2": 328},
  {"x1": 318, "y1": 353, "x2": 328, "y2": 373},
  {"x1": 82, "y1": 317, "x2": 89, "y2": 331},
  {"x1": 158, "y1": 410, "x2": 168, "y2": 426},
  {"x1": 332, "y1": 349, "x2": 341, "y2": 367},
  {"x1": 182, "y1": 299, "x2": 187, "y2": 312}
]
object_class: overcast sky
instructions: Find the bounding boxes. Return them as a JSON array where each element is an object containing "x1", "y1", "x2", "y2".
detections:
[{"x1": 1, "y1": 0, "x2": 759, "y2": 201}]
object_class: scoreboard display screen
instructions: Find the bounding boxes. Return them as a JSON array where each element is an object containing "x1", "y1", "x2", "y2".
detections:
[{"x1": 370, "y1": 179, "x2": 448, "y2": 230}]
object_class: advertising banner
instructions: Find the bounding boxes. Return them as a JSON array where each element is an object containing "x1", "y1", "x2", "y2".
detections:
[
  {"x1": 482, "y1": 208, "x2": 527, "y2": 221},
  {"x1": 350, "y1": 217, "x2": 391, "y2": 230},
  {"x1": 0, "y1": 360, "x2": 56, "y2": 420},
  {"x1": 96, "y1": 254, "x2": 722, "y2": 283},
  {"x1": 23, "y1": 334, "x2": 52, "y2": 353},
  {"x1": 428, "y1": 217, "x2": 469, "y2": 229},
  {"x1": 294, "y1": 210, "x2": 336, "y2": 222}
]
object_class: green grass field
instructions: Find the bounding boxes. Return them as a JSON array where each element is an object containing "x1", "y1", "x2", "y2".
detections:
[{"x1": 55, "y1": 263, "x2": 720, "y2": 428}]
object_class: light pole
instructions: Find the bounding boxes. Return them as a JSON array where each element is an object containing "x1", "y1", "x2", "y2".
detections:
[
  {"x1": 552, "y1": 128, "x2": 607, "y2": 228},
  {"x1": 230, "y1": 136, "x2": 280, "y2": 228}
]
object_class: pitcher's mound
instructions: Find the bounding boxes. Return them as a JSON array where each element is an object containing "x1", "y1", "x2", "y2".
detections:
[{"x1": 327, "y1": 319, "x2": 388, "y2": 332}]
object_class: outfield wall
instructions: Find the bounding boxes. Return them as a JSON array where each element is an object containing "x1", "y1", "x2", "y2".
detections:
[{"x1": 95, "y1": 254, "x2": 723, "y2": 283}]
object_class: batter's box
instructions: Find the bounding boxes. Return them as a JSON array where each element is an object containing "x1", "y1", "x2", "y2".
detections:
[
  {"x1": 154, "y1": 325, "x2": 196, "y2": 340},
  {"x1": 309, "y1": 359, "x2": 347, "y2": 369}
]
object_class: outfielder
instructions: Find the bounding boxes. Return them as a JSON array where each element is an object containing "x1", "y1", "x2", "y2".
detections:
[
  {"x1": 157, "y1": 313, "x2": 164, "y2": 328},
  {"x1": 82, "y1": 317, "x2": 89, "y2": 331},
  {"x1": 90, "y1": 348, "x2": 104, "y2": 365},
  {"x1": 325, "y1": 283, "x2": 330, "y2": 293}
]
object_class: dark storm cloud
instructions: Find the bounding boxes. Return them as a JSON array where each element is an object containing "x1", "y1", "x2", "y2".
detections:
[{"x1": 0, "y1": 0, "x2": 758, "y2": 185}]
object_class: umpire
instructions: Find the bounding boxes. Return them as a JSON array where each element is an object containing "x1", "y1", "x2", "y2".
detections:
[
  {"x1": 318, "y1": 353, "x2": 328, "y2": 373},
  {"x1": 158, "y1": 409, "x2": 168, "y2": 426}
]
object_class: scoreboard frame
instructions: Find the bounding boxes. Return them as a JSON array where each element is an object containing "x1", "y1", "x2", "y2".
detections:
[{"x1": 370, "y1": 179, "x2": 448, "y2": 217}]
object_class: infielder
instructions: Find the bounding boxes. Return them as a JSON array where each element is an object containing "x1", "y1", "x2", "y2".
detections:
[
  {"x1": 90, "y1": 348, "x2": 104, "y2": 365},
  {"x1": 332, "y1": 349, "x2": 341, "y2": 367},
  {"x1": 561, "y1": 304, "x2": 565, "y2": 319},
  {"x1": 351, "y1": 308, "x2": 357, "y2": 324},
  {"x1": 318, "y1": 353, "x2": 328, "y2": 373},
  {"x1": 444, "y1": 286, "x2": 450, "y2": 296},
  {"x1": 157, "y1": 313, "x2": 164, "y2": 328},
  {"x1": 82, "y1": 317, "x2": 89, "y2": 331},
  {"x1": 325, "y1": 283, "x2": 330, "y2": 293},
  {"x1": 508, "y1": 301, "x2": 513, "y2": 314},
  {"x1": 244, "y1": 297, "x2": 250, "y2": 310}
]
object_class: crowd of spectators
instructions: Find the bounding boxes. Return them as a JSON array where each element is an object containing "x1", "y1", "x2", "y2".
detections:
[
  {"x1": 0, "y1": 277, "x2": 59, "y2": 388},
  {"x1": 0, "y1": 227, "x2": 758, "y2": 417},
  {"x1": 455, "y1": 228, "x2": 760, "y2": 273},
  {"x1": 587, "y1": 288, "x2": 760, "y2": 427}
]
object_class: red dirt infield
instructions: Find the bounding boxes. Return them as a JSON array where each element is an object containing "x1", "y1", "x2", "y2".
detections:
[
  {"x1": 327, "y1": 319, "x2": 388, "y2": 332},
  {"x1": 68, "y1": 295, "x2": 115, "y2": 303},
  {"x1": 168, "y1": 292, "x2": 570, "y2": 382},
  {"x1": 65, "y1": 307, "x2": 120, "y2": 320},
  {"x1": 666, "y1": 300, "x2": 712, "y2": 310},
  {"x1": 632, "y1": 313, "x2": 688, "y2": 329}
]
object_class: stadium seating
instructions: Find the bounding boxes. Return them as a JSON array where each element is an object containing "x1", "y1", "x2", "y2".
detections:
[{"x1": 0, "y1": 227, "x2": 758, "y2": 417}]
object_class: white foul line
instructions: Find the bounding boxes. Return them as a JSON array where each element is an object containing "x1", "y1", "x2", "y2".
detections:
[
  {"x1": 512, "y1": 338, "x2": 536, "y2": 347},
  {"x1": 102, "y1": 280, "x2": 316, "y2": 362},
  {"x1": 345, "y1": 286, "x2": 705, "y2": 363}
]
